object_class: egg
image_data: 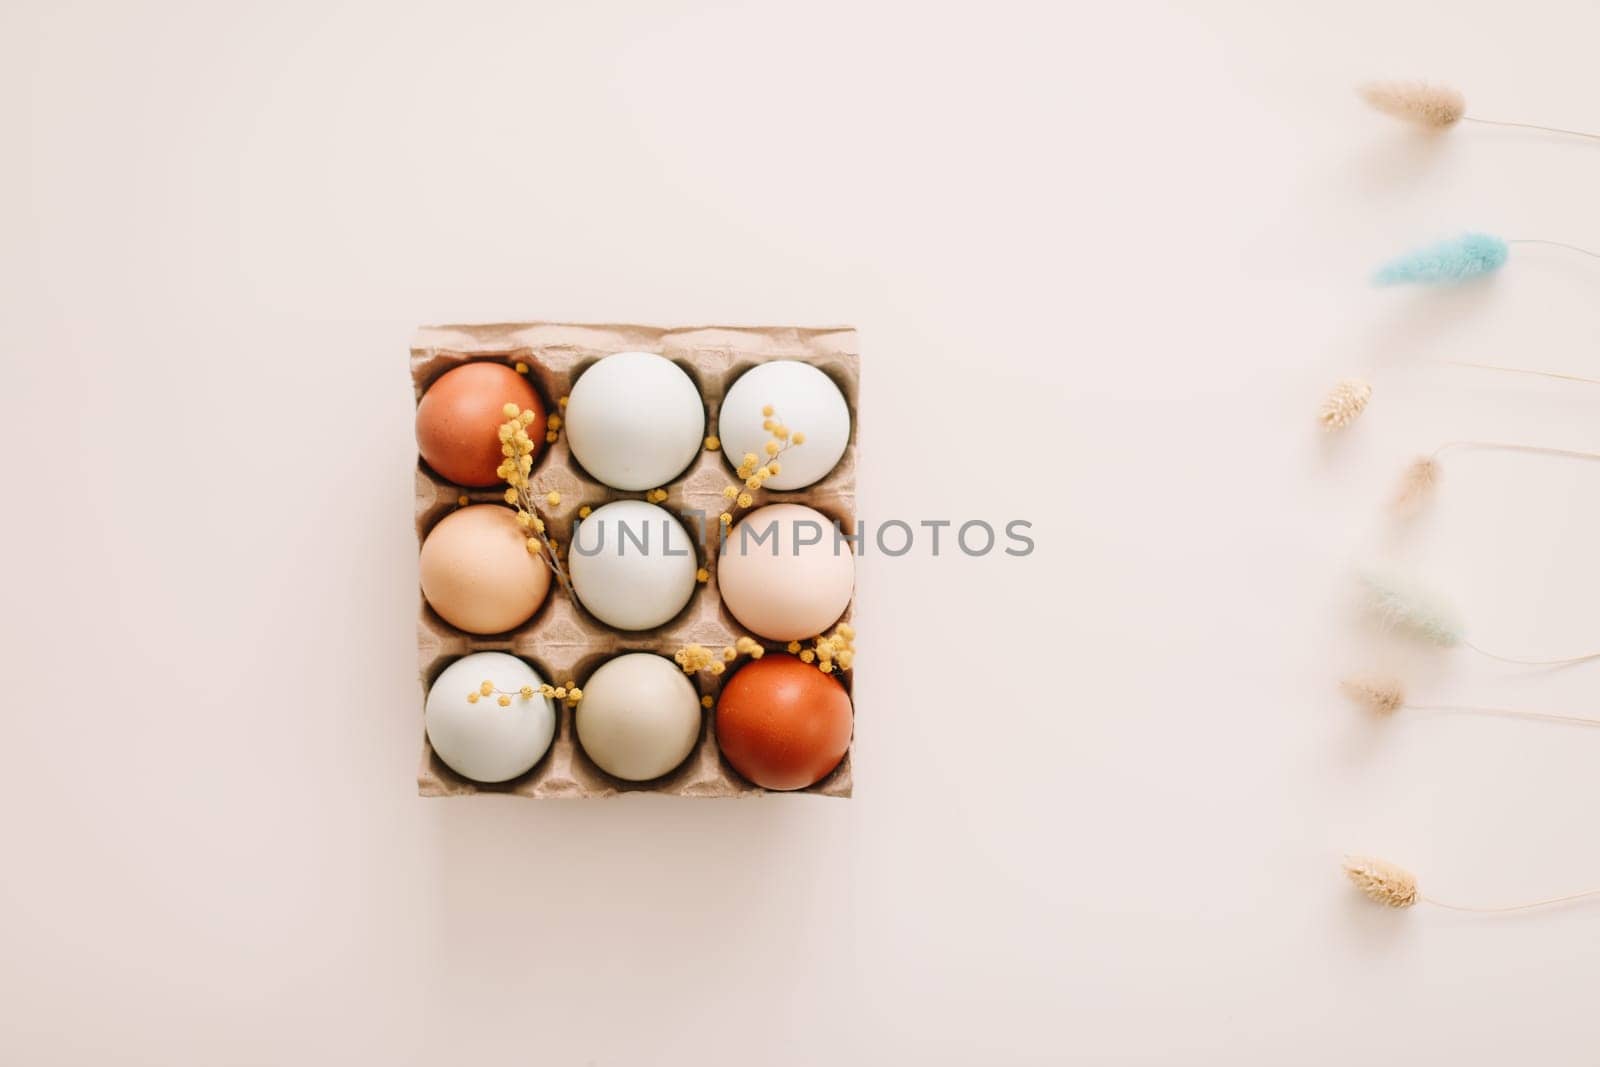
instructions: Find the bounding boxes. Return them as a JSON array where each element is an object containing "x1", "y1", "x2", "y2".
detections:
[
  {"x1": 426, "y1": 652, "x2": 557, "y2": 783},
  {"x1": 715, "y1": 503, "x2": 854, "y2": 641},
  {"x1": 718, "y1": 360, "x2": 850, "y2": 490},
  {"x1": 416, "y1": 362, "x2": 545, "y2": 486},
  {"x1": 715, "y1": 655, "x2": 853, "y2": 790},
  {"x1": 575, "y1": 653, "x2": 703, "y2": 781},
  {"x1": 567, "y1": 500, "x2": 699, "y2": 630},
  {"x1": 419, "y1": 505, "x2": 551, "y2": 633},
  {"x1": 563, "y1": 352, "x2": 705, "y2": 490}
]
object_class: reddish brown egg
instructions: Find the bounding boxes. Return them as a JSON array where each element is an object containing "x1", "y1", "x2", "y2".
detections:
[
  {"x1": 715, "y1": 655, "x2": 853, "y2": 790},
  {"x1": 416, "y1": 362, "x2": 545, "y2": 486}
]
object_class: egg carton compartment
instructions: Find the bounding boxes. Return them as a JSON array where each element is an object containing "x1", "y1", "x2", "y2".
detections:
[{"x1": 412, "y1": 321, "x2": 858, "y2": 798}]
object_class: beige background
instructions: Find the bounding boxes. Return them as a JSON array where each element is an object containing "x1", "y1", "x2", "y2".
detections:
[{"x1": 6, "y1": 0, "x2": 1600, "y2": 1062}]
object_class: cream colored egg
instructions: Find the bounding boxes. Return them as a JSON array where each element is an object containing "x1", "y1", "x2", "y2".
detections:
[
  {"x1": 716, "y1": 503, "x2": 854, "y2": 641},
  {"x1": 567, "y1": 500, "x2": 699, "y2": 630},
  {"x1": 718, "y1": 360, "x2": 850, "y2": 490},
  {"x1": 426, "y1": 652, "x2": 556, "y2": 783},
  {"x1": 419, "y1": 505, "x2": 551, "y2": 634},
  {"x1": 564, "y1": 352, "x2": 705, "y2": 491},
  {"x1": 575, "y1": 653, "x2": 703, "y2": 781}
]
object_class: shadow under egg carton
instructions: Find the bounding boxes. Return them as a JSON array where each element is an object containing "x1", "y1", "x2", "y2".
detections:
[{"x1": 412, "y1": 321, "x2": 859, "y2": 799}]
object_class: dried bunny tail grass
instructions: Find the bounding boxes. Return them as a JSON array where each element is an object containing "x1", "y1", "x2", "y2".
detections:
[
  {"x1": 1398, "y1": 442, "x2": 1600, "y2": 516},
  {"x1": 1319, "y1": 379, "x2": 1372, "y2": 430},
  {"x1": 1344, "y1": 858, "x2": 1600, "y2": 913},
  {"x1": 1360, "y1": 79, "x2": 1600, "y2": 144},
  {"x1": 1343, "y1": 856, "x2": 1419, "y2": 908},
  {"x1": 1341, "y1": 676, "x2": 1405, "y2": 715},
  {"x1": 1341, "y1": 677, "x2": 1600, "y2": 726},
  {"x1": 1394, "y1": 456, "x2": 1439, "y2": 510},
  {"x1": 1358, "y1": 568, "x2": 1464, "y2": 647},
  {"x1": 1359, "y1": 80, "x2": 1465, "y2": 128},
  {"x1": 1374, "y1": 233, "x2": 1509, "y2": 286}
]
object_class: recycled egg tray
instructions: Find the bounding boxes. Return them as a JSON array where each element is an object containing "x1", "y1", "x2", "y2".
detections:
[{"x1": 412, "y1": 322, "x2": 858, "y2": 798}]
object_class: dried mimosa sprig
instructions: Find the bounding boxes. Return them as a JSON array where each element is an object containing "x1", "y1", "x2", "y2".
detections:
[
  {"x1": 1342, "y1": 675, "x2": 1600, "y2": 729},
  {"x1": 1343, "y1": 856, "x2": 1600, "y2": 914},
  {"x1": 673, "y1": 637, "x2": 766, "y2": 678},
  {"x1": 787, "y1": 623, "x2": 855, "y2": 675},
  {"x1": 510, "y1": 365, "x2": 568, "y2": 443},
  {"x1": 673, "y1": 643, "x2": 728, "y2": 676},
  {"x1": 467, "y1": 677, "x2": 585, "y2": 707},
  {"x1": 716, "y1": 404, "x2": 806, "y2": 529},
  {"x1": 674, "y1": 625, "x2": 855, "y2": 680},
  {"x1": 495, "y1": 401, "x2": 576, "y2": 603}
]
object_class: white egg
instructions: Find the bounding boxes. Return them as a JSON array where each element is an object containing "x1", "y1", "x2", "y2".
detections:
[
  {"x1": 568, "y1": 500, "x2": 700, "y2": 630},
  {"x1": 718, "y1": 360, "x2": 850, "y2": 490},
  {"x1": 575, "y1": 653, "x2": 703, "y2": 781},
  {"x1": 565, "y1": 352, "x2": 705, "y2": 491},
  {"x1": 425, "y1": 652, "x2": 556, "y2": 783}
]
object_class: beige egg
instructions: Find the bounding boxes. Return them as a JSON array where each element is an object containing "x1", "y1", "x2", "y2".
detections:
[
  {"x1": 419, "y1": 505, "x2": 551, "y2": 634},
  {"x1": 575, "y1": 653, "x2": 702, "y2": 781}
]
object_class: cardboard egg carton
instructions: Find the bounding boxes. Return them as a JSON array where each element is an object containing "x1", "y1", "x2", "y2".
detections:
[{"x1": 412, "y1": 322, "x2": 858, "y2": 798}]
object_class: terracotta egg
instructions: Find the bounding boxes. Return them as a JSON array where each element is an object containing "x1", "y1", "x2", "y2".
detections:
[
  {"x1": 419, "y1": 505, "x2": 550, "y2": 633},
  {"x1": 715, "y1": 654, "x2": 853, "y2": 790},
  {"x1": 716, "y1": 503, "x2": 854, "y2": 641},
  {"x1": 416, "y1": 362, "x2": 545, "y2": 486}
]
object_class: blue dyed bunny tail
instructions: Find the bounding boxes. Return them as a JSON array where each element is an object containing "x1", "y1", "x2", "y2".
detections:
[{"x1": 1372, "y1": 232, "x2": 1509, "y2": 286}]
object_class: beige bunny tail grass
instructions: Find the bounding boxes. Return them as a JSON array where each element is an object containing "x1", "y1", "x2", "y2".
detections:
[
  {"x1": 1341, "y1": 676, "x2": 1405, "y2": 715},
  {"x1": 1319, "y1": 378, "x2": 1372, "y2": 431},
  {"x1": 1394, "y1": 456, "x2": 1440, "y2": 511},
  {"x1": 1343, "y1": 856, "x2": 1419, "y2": 908},
  {"x1": 1359, "y1": 80, "x2": 1466, "y2": 128}
]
